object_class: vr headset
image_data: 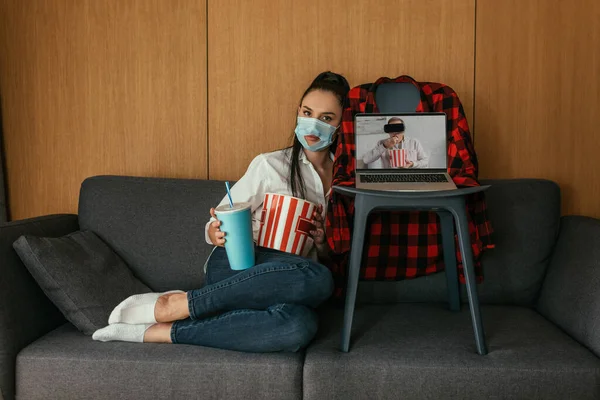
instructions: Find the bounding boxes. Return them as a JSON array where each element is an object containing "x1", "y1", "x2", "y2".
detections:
[{"x1": 383, "y1": 123, "x2": 405, "y2": 133}]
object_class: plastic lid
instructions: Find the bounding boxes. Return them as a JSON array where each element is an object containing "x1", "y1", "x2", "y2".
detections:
[{"x1": 214, "y1": 202, "x2": 252, "y2": 214}]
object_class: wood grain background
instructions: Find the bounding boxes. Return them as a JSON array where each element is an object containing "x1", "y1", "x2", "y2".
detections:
[
  {"x1": 475, "y1": 0, "x2": 600, "y2": 216},
  {"x1": 0, "y1": 0, "x2": 207, "y2": 219},
  {"x1": 0, "y1": 0, "x2": 598, "y2": 219}
]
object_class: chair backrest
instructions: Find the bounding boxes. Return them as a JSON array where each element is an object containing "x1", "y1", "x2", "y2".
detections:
[{"x1": 375, "y1": 82, "x2": 420, "y2": 113}]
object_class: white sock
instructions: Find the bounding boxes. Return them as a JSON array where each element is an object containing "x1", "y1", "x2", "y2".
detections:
[
  {"x1": 108, "y1": 290, "x2": 185, "y2": 325},
  {"x1": 92, "y1": 323, "x2": 153, "y2": 343}
]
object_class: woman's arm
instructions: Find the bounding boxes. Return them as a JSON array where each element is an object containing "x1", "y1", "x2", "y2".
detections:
[{"x1": 204, "y1": 155, "x2": 269, "y2": 245}]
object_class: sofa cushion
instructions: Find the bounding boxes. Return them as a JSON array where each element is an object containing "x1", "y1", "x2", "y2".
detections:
[
  {"x1": 537, "y1": 216, "x2": 600, "y2": 358},
  {"x1": 304, "y1": 304, "x2": 600, "y2": 400},
  {"x1": 17, "y1": 324, "x2": 303, "y2": 400},
  {"x1": 13, "y1": 231, "x2": 150, "y2": 335},
  {"x1": 356, "y1": 179, "x2": 561, "y2": 306},
  {"x1": 78, "y1": 176, "x2": 228, "y2": 291}
]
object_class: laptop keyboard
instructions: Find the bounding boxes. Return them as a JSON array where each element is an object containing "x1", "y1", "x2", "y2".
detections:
[{"x1": 360, "y1": 173, "x2": 448, "y2": 183}]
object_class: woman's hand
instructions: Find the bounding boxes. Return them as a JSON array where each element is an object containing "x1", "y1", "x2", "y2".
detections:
[
  {"x1": 208, "y1": 208, "x2": 226, "y2": 247},
  {"x1": 310, "y1": 204, "x2": 330, "y2": 259}
]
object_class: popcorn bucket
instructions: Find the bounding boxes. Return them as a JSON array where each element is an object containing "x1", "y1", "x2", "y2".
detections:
[
  {"x1": 389, "y1": 148, "x2": 407, "y2": 168},
  {"x1": 257, "y1": 193, "x2": 317, "y2": 256}
]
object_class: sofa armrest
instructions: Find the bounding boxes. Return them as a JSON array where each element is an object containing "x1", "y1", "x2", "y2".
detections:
[
  {"x1": 0, "y1": 214, "x2": 79, "y2": 400},
  {"x1": 536, "y1": 215, "x2": 600, "y2": 357}
]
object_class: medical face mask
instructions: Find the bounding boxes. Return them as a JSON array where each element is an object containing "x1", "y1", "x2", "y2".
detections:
[{"x1": 294, "y1": 117, "x2": 337, "y2": 151}]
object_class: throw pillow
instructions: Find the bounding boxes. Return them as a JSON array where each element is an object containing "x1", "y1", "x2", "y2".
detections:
[{"x1": 13, "y1": 230, "x2": 150, "y2": 335}]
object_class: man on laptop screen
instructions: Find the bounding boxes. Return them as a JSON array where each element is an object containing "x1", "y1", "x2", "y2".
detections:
[
  {"x1": 355, "y1": 113, "x2": 456, "y2": 191},
  {"x1": 361, "y1": 116, "x2": 430, "y2": 169}
]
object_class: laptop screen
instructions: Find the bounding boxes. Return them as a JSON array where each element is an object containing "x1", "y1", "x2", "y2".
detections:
[{"x1": 355, "y1": 113, "x2": 447, "y2": 170}]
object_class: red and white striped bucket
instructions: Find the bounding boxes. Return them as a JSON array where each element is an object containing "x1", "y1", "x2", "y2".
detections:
[
  {"x1": 389, "y1": 148, "x2": 407, "y2": 168},
  {"x1": 257, "y1": 193, "x2": 317, "y2": 256}
]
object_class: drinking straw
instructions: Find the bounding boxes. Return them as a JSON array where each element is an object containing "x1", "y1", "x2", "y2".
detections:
[{"x1": 225, "y1": 181, "x2": 234, "y2": 208}]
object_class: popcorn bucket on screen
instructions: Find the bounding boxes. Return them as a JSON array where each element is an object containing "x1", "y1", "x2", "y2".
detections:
[
  {"x1": 389, "y1": 148, "x2": 407, "y2": 168},
  {"x1": 257, "y1": 193, "x2": 317, "y2": 256}
]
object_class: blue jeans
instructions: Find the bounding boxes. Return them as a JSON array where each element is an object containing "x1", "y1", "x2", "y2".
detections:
[{"x1": 170, "y1": 247, "x2": 334, "y2": 352}]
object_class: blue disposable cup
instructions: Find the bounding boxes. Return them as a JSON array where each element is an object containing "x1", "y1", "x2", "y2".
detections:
[{"x1": 214, "y1": 202, "x2": 255, "y2": 270}]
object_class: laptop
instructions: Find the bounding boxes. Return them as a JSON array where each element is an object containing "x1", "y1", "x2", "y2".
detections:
[{"x1": 355, "y1": 113, "x2": 457, "y2": 191}]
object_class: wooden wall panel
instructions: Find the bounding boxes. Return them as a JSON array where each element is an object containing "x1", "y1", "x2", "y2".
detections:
[
  {"x1": 208, "y1": 0, "x2": 476, "y2": 180},
  {"x1": 0, "y1": 0, "x2": 207, "y2": 220},
  {"x1": 475, "y1": 0, "x2": 600, "y2": 217}
]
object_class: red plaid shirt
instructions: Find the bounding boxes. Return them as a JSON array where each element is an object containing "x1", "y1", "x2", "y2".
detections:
[{"x1": 325, "y1": 76, "x2": 494, "y2": 295}]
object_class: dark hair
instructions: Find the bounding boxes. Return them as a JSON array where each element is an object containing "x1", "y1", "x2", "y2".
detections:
[{"x1": 287, "y1": 71, "x2": 350, "y2": 199}]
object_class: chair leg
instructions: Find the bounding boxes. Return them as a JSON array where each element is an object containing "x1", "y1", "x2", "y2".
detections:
[
  {"x1": 341, "y1": 195, "x2": 370, "y2": 352},
  {"x1": 450, "y1": 201, "x2": 488, "y2": 355},
  {"x1": 439, "y1": 211, "x2": 460, "y2": 312}
]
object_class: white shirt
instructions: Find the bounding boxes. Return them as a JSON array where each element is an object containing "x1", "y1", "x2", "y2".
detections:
[
  {"x1": 205, "y1": 149, "x2": 332, "y2": 261},
  {"x1": 362, "y1": 136, "x2": 429, "y2": 168}
]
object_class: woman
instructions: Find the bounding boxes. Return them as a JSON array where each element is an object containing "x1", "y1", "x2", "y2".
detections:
[{"x1": 93, "y1": 71, "x2": 350, "y2": 352}]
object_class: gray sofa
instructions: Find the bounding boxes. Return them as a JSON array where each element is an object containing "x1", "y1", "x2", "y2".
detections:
[{"x1": 1, "y1": 176, "x2": 599, "y2": 399}]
